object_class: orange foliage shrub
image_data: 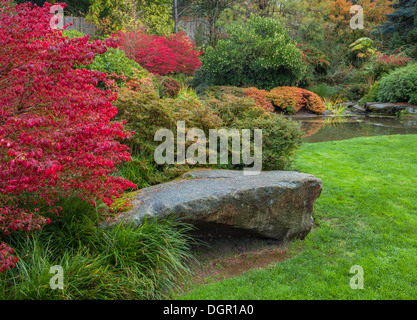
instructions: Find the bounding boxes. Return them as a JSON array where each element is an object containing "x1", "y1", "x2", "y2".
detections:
[
  {"x1": 329, "y1": 0, "x2": 392, "y2": 29},
  {"x1": 268, "y1": 87, "x2": 325, "y2": 114},
  {"x1": 305, "y1": 92, "x2": 326, "y2": 114},
  {"x1": 267, "y1": 87, "x2": 304, "y2": 114},
  {"x1": 244, "y1": 87, "x2": 274, "y2": 113}
]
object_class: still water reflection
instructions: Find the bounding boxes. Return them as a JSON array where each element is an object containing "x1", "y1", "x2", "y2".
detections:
[{"x1": 292, "y1": 116, "x2": 417, "y2": 143}]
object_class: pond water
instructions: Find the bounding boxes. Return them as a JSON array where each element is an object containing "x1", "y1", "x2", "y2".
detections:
[{"x1": 292, "y1": 115, "x2": 417, "y2": 143}]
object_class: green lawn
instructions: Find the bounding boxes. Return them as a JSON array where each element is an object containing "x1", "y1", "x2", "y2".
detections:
[{"x1": 178, "y1": 134, "x2": 417, "y2": 299}]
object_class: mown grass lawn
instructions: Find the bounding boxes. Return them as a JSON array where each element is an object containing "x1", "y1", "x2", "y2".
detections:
[{"x1": 178, "y1": 134, "x2": 417, "y2": 299}]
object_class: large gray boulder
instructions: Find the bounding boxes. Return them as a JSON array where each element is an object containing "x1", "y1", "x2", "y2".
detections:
[
  {"x1": 113, "y1": 170, "x2": 323, "y2": 241},
  {"x1": 364, "y1": 102, "x2": 417, "y2": 115}
]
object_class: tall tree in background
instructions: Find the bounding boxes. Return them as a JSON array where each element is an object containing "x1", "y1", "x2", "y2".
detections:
[
  {"x1": 178, "y1": 0, "x2": 237, "y2": 46},
  {"x1": 14, "y1": 0, "x2": 91, "y2": 15},
  {"x1": 379, "y1": 0, "x2": 417, "y2": 35},
  {"x1": 377, "y1": 0, "x2": 417, "y2": 56},
  {"x1": 178, "y1": 0, "x2": 393, "y2": 47},
  {"x1": 177, "y1": 0, "x2": 283, "y2": 46},
  {"x1": 86, "y1": 0, "x2": 174, "y2": 35}
]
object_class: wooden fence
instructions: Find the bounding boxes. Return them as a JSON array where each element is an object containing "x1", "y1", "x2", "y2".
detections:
[
  {"x1": 64, "y1": 16, "x2": 96, "y2": 37},
  {"x1": 179, "y1": 18, "x2": 208, "y2": 41}
]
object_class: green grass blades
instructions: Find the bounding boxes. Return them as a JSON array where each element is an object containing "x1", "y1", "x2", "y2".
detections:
[
  {"x1": 0, "y1": 197, "x2": 196, "y2": 299},
  {"x1": 179, "y1": 134, "x2": 417, "y2": 299},
  {"x1": 99, "y1": 217, "x2": 196, "y2": 299}
]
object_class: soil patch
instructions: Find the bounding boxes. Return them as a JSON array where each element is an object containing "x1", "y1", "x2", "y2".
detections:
[{"x1": 179, "y1": 234, "x2": 298, "y2": 292}]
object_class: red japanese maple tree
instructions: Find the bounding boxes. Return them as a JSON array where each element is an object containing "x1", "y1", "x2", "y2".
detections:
[
  {"x1": 117, "y1": 31, "x2": 202, "y2": 75},
  {"x1": 0, "y1": 1, "x2": 135, "y2": 271}
]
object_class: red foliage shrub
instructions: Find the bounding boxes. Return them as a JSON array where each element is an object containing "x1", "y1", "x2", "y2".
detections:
[
  {"x1": 371, "y1": 48, "x2": 413, "y2": 80},
  {"x1": 244, "y1": 87, "x2": 275, "y2": 113},
  {"x1": 268, "y1": 87, "x2": 325, "y2": 114},
  {"x1": 117, "y1": 31, "x2": 202, "y2": 75},
  {"x1": 375, "y1": 50, "x2": 412, "y2": 67},
  {"x1": 0, "y1": 1, "x2": 135, "y2": 270},
  {"x1": 0, "y1": 242, "x2": 18, "y2": 273}
]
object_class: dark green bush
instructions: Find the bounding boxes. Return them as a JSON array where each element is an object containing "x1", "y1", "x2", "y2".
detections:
[
  {"x1": 297, "y1": 43, "x2": 331, "y2": 87},
  {"x1": 361, "y1": 81, "x2": 381, "y2": 104},
  {"x1": 114, "y1": 86, "x2": 222, "y2": 187},
  {"x1": 115, "y1": 86, "x2": 303, "y2": 185},
  {"x1": 206, "y1": 94, "x2": 303, "y2": 170},
  {"x1": 341, "y1": 83, "x2": 369, "y2": 102},
  {"x1": 307, "y1": 83, "x2": 342, "y2": 100},
  {"x1": 115, "y1": 87, "x2": 222, "y2": 155},
  {"x1": 198, "y1": 16, "x2": 306, "y2": 90},
  {"x1": 62, "y1": 29, "x2": 148, "y2": 86},
  {"x1": 62, "y1": 29, "x2": 147, "y2": 87},
  {"x1": 237, "y1": 114, "x2": 303, "y2": 171},
  {"x1": 205, "y1": 94, "x2": 266, "y2": 127},
  {"x1": 365, "y1": 53, "x2": 412, "y2": 81},
  {"x1": 86, "y1": 47, "x2": 148, "y2": 86},
  {"x1": 377, "y1": 63, "x2": 417, "y2": 104}
]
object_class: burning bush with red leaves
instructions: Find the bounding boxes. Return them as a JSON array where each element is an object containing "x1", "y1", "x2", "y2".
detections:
[
  {"x1": 117, "y1": 30, "x2": 202, "y2": 76},
  {"x1": 0, "y1": 1, "x2": 135, "y2": 271}
]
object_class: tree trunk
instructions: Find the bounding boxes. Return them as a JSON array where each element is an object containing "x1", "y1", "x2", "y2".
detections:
[{"x1": 174, "y1": 0, "x2": 178, "y2": 33}]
